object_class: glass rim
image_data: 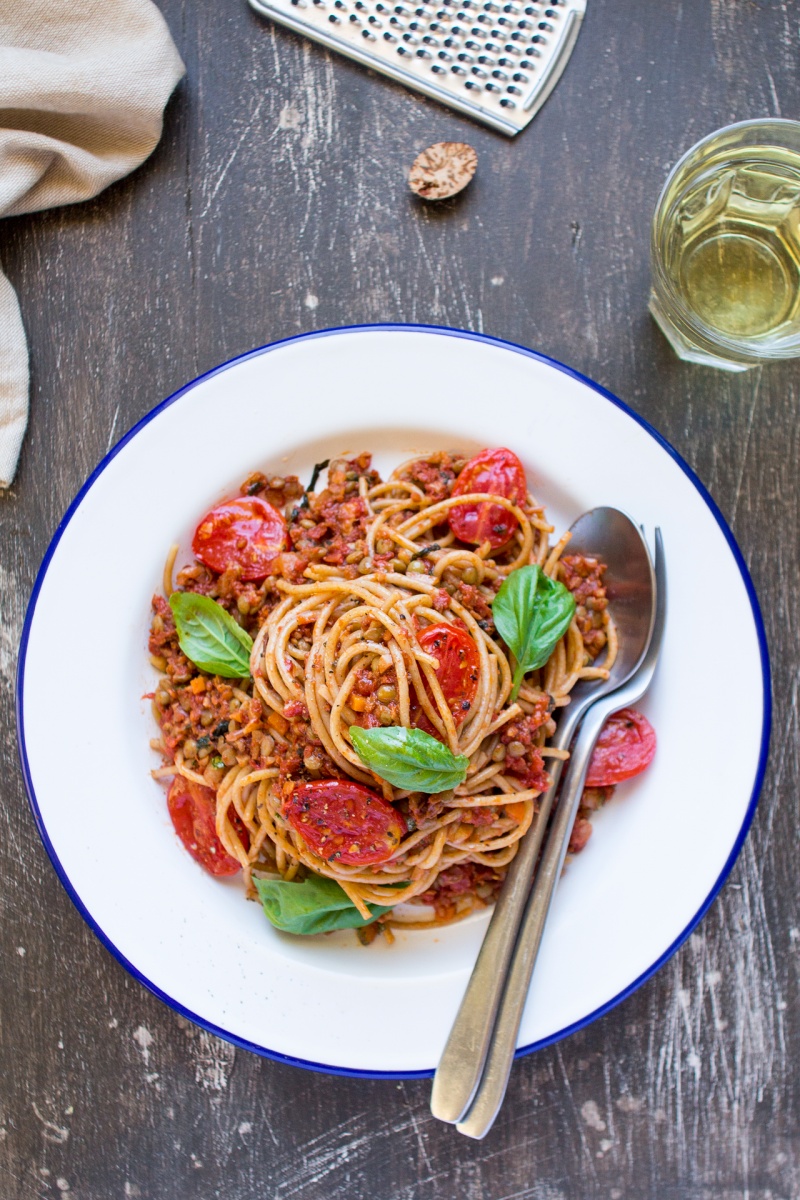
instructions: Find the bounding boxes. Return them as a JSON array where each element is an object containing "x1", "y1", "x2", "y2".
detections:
[{"x1": 651, "y1": 117, "x2": 800, "y2": 362}]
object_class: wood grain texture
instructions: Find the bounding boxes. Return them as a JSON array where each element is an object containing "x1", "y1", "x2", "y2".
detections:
[{"x1": 1, "y1": 1, "x2": 798, "y2": 1196}]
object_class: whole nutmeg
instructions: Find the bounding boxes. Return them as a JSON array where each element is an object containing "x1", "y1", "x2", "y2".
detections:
[{"x1": 408, "y1": 142, "x2": 478, "y2": 200}]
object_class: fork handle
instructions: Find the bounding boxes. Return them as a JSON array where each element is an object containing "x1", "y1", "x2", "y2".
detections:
[
  {"x1": 430, "y1": 708, "x2": 581, "y2": 1124},
  {"x1": 455, "y1": 702, "x2": 608, "y2": 1139}
]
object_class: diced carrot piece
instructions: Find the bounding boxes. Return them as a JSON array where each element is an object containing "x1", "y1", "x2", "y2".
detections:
[
  {"x1": 189, "y1": 676, "x2": 207, "y2": 695},
  {"x1": 267, "y1": 711, "x2": 289, "y2": 735},
  {"x1": 505, "y1": 801, "x2": 528, "y2": 823},
  {"x1": 349, "y1": 695, "x2": 369, "y2": 712}
]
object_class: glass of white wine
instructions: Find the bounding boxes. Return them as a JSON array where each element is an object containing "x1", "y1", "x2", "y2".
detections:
[{"x1": 650, "y1": 118, "x2": 800, "y2": 371}]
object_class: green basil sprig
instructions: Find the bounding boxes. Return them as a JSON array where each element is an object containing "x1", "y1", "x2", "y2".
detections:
[
  {"x1": 350, "y1": 725, "x2": 468, "y2": 793},
  {"x1": 254, "y1": 873, "x2": 393, "y2": 935},
  {"x1": 169, "y1": 592, "x2": 253, "y2": 678},
  {"x1": 492, "y1": 564, "x2": 576, "y2": 702}
]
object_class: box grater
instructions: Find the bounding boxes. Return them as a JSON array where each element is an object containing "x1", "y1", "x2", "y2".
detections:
[{"x1": 248, "y1": 0, "x2": 586, "y2": 137}]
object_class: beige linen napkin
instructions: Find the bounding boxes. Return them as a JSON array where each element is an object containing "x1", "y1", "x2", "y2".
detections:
[{"x1": 0, "y1": 0, "x2": 185, "y2": 488}]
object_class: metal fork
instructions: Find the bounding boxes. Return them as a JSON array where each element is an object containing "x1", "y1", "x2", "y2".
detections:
[{"x1": 454, "y1": 527, "x2": 666, "y2": 1138}]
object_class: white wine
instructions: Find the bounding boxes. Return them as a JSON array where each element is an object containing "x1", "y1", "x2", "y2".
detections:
[
  {"x1": 650, "y1": 121, "x2": 800, "y2": 369},
  {"x1": 674, "y1": 158, "x2": 800, "y2": 341}
]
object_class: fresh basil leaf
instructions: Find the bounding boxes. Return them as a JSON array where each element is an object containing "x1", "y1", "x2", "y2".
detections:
[
  {"x1": 492, "y1": 564, "x2": 576, "y2": 702},
  {"x1": 254, "y1": 873, "x2": 393, "y2": 935},
  {"x1": 169, "y1": 591, "x2": 253, "y2": 678},
  {"x1": 350, "y1": 725, "x2": 469, "y2": 793}
]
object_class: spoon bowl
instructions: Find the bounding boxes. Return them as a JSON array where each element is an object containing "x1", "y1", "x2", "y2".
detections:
[{"x1": 562, "y1": 506, "x2": 656, "y2": 705}]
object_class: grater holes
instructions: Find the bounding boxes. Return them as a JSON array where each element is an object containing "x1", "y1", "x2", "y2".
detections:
[{"x1": 284, "y1": 0, "x2": 571, "y2": 129}]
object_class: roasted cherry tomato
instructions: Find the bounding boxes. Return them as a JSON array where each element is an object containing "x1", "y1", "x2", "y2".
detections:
[
  {"x1": 585, "y1": 708, "x2": 656, "y2": 788},
  {"x1": 448, "y1": 447, "x2": 527, "y2": 549},
  {"x1": 284, "y1": 780, "x2": 407, "y2": 866},
  {"x1": 167, "y1": 776, "x2": 242, "y2": 876},
  {"x1": 412, "y1": 621, "x2": 480, "y2": 737},
  {"x1": 192, "y1": 495, "x2": 287, "y2": 581}
]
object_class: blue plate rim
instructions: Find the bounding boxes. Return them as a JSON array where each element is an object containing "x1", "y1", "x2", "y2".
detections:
[{"x1": 16, "y1": 322, "x2": 772, "y2": 1080}]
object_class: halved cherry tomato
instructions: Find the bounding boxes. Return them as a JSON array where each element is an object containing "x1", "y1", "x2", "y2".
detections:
[
  {"x1": 412, "y1": 621, "x2": 481, "y2": 737},
  {"x1": 585, "y1": 708, "x2": 656, "y2": 788},
  {"x1": 284, "y1": 780, "x2": 407, "y2": 866},
  {"x1": 192, "y1": 496, "x2": 286, "y2": 581},
  {"x1": 167, "y1": 776, "x2": 242, "y2": 876},
  {"x1": 448, "y1": 448, "x2": 527, "y2": 549}
]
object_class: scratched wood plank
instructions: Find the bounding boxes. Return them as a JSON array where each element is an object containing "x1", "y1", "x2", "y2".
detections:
[{"x1": 1, "y1": 0, "x2": 798, "y2": 1197}]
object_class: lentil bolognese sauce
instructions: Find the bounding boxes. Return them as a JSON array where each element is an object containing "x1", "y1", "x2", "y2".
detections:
[{"x1": 147, "y1": 448, "x2": 655, "y2": 940}]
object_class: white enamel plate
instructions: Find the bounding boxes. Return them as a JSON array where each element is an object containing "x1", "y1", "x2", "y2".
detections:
[{"x1": 18, "y1": 326, "x2": 770, "y2": 1076}]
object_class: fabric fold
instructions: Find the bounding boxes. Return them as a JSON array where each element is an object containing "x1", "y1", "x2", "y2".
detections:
[{"x1": 0, "y1": 0, "x2": 185, "y2": 488}]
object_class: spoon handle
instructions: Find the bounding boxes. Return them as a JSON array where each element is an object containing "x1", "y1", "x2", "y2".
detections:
[
  {"x1": 430, "y1": 709, "x2": 580, "y2": 1124},
  {"x1": 455, "y1": 701, "x2": 608, "y2": 1139}
]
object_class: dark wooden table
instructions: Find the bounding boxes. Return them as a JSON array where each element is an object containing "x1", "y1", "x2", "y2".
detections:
[{"x1": 2, "y1": 2, "x2": 798, "y2": 1196}]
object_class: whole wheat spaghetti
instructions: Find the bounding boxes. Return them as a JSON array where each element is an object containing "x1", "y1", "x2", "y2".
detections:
[{"x1": 148, "y1": 449, "x2": 617, "y2": 929}]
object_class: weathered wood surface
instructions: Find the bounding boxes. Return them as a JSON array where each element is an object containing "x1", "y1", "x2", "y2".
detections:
[{"x1": 1, "y1": 0, "x2": 798, "y2": 1196}]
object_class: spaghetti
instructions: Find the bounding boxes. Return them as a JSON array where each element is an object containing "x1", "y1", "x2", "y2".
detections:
[{"x1": 148, "y1": 448, "x2": 617, "y2": 930}]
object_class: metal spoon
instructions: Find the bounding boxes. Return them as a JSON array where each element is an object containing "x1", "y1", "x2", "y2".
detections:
[
  {"x1": 431, "y1": 508, "x2": 656, "y2": 1126},
  {"x1": 456, "y1": 527, "x2": 665, "y2": 1138}
]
